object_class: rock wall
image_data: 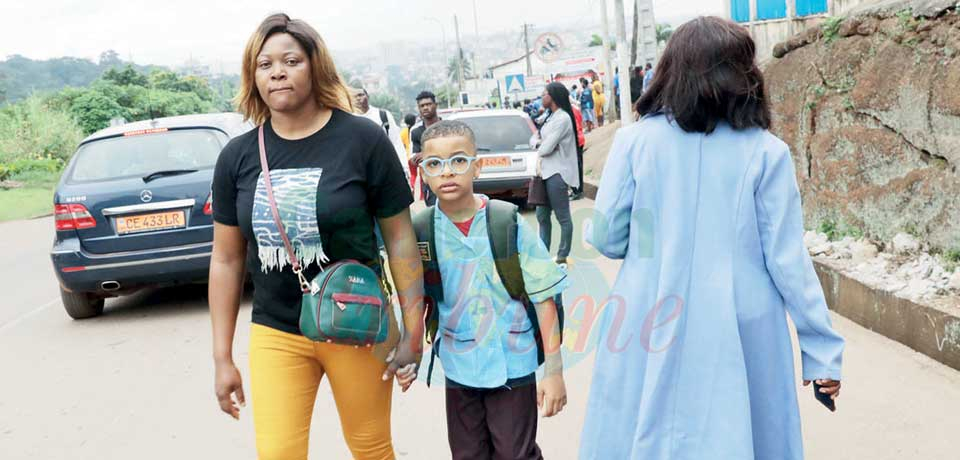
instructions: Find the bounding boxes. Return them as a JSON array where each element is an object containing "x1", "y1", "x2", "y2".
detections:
[{"x1": 764, "y1": 0, "x2": 960, "y2": 252}]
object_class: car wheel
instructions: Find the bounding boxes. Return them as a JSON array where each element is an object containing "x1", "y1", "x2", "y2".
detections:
[{"x1": 60, "y1": 287, "x2": 105, "y2": 319}]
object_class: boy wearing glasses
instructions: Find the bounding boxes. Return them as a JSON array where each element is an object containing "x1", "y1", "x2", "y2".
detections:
[{"x1": 412, "y1": 120, "x2": 568, "y2": 460}]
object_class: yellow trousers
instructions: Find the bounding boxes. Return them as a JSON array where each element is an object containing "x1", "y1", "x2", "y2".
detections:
[{"x1": 249, "y1": 323, "x2": 395, "y2": 460}]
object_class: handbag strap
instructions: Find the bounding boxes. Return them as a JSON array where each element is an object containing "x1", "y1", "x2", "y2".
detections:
[{"x1": 257, "y1": 125, "x2": 311, "y2": 293}]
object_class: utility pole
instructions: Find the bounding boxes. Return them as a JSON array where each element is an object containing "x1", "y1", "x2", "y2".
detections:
[
  {"x1": 614, "y1": 0, "x2": 633, "y2": 126},
  {"x1": 455, "y1": 14, "x2": 465, "y2": 108},
  {"x1": 599, "y1": 0, "x2": 616, "y2": 121},
  {"x1": 424, "y1": 17, "x2": 450, "y2": 108},
  {"x1": 473, "y1": 0, "x2": 481, "y2": 78},
  {"x1": 522, "y1": 23, "x2": 533, "y2": 76}
]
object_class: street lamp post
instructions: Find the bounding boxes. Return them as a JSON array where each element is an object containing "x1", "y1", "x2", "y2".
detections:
[{"x1": 424, "y1": 16, "x2": 451, "y2": 109}]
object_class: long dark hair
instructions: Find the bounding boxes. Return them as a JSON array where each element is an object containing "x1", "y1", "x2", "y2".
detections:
[
  {"x1": 637, "y1": 16, "x2": 771, "y2": 134},
  {"x1": 546, "y1": 82, "x2": 577, "y2": 138}
]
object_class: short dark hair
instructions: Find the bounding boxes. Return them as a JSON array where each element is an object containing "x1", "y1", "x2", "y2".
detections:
[
  {"x1": 416, "y1": 91, "x2": 436, "y2": 103},
  {"x1": 645, "y1": 62, "x2": 653, "y2": 70},
  {"x1": 637, "y1": 16, "x2": 770, "y2": 134},
  {"x1": 403, "y1": 113, "x2": 416, "y2": 126},
  {"x1": 421, "y1": 120, "x2": 476, "y2": 152}
]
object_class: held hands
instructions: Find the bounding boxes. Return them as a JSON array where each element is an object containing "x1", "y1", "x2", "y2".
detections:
[
  {"x1": 537, "y1": 374, "x2": 567, "y2": 418},
  {"x1": 382, "y1": 335, "x2": 423, "y2": 392},
  {"x1": 804, "y1": 379, "x2": 842, "y2": 411},
  {"x1": 214, "y1": 360, "x2": 245, "y2": 420}
]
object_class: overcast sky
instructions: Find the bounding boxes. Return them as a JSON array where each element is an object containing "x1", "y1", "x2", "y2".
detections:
[{"x1": 2, "y1": 0, "x2": 724, "y2": 67}]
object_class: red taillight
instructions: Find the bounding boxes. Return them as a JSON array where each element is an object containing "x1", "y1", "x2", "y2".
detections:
[
  {"x1": 54, "y1": 204, "x2": 97, "y2": 231},
  {"x1": 203, "y1": 192, "x2": 213, "y2": 215}
]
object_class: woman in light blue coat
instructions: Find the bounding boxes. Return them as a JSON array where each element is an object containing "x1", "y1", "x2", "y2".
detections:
[{"x1": 580, "y1": 17, "x2": 844, "y2": 460}]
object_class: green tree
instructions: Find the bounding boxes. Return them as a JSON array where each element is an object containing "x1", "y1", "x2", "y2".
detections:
[
  {"x1": 0, "y1": 95, "x2": 84, "y2": 163},
  {"x1": 588, "y1": 34, "x2": 616, "y2": 50},
  {"x1": 447, "y1": 56, "x2": 472, "y2": 81},
  {"x1": 98, "y1": 50, "x2": 122, "y2": 68},
  {"x1": 368, "y1": 93, "x2": 403, "y2": 121},
  {"x1": 435, "y1": 84, "x2": 459, "y2": 108},
  {"x1": 656, "y1": 24, "x2": 674, "y2": 45},
  {"x1": 102, "y1": 65, "x2": 149, "y2": 87},
  {"x1": 64, "y1": 89, "x2": 128, "y2": 134}
]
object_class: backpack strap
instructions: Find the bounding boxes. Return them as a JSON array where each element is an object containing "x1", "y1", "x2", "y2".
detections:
[
  {"x1": 411, "y1": 206, "x2": 442, "y2": 386},
  {"x1": 485, "y1": 200, "x2": 556, "y2": 365},
  {"x1": 379, "y1": 109, "x2": 390, "y2": 135}
]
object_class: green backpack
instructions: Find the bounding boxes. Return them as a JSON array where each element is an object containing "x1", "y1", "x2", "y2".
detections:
[{"x1": 412, "y1": 199, "x2": 564, "y2": 386}]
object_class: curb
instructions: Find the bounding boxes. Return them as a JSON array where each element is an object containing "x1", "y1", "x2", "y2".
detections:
[
  {"x1": 815, "y1": 261, "x2": 960, "y2": 371},
  {"x1": 586, "y1": 180, "x2": 960, "y2": 371}
]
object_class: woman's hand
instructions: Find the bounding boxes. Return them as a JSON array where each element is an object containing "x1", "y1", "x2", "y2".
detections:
[
  {"x1": 382, "y1": 335, "x2": 423, "y2": 392},
  {"x1": 537, "y1": 374, "x2": 567, "y2": 418},
  {"x1": 804, "y1": 379, "x2": 842, "y2": 410},
  {"x1": 214, "y1": 359, "x2": 246, "y2": 420}
]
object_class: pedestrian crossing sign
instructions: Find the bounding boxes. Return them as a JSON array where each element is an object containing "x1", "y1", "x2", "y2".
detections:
[{"x1": 505, "y1": 74, "x2": 526, "y2": 93}]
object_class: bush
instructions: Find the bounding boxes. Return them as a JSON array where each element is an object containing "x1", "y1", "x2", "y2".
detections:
[
  {"x1": 0, "y1": 95, "x2": 84, "y2": 164},
  {"x1": 0, "y1": 158, "x2": 64, "y2": 185}
]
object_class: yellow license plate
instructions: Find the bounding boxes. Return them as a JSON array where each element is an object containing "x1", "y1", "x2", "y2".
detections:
[
  {"x1": 482, "y1": 156, "x2": 511, "y2": 168},
  {"x1": 116, "y1": 210, "x2": 186, "y2": 235}
]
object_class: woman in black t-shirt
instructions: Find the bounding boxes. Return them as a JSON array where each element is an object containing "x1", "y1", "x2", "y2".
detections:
[{"x1": 209, "y1": 14, "x2": 423, "y2": 460}]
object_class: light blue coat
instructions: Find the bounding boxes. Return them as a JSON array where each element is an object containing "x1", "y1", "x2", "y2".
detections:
[{"x1": 580, "y1": 114, "x2": 844, "y2": 460}]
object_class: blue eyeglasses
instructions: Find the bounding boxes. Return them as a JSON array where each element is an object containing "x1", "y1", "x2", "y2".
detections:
[{"x1": 420, "y1": 154, "x2": 479, "y2": 177}]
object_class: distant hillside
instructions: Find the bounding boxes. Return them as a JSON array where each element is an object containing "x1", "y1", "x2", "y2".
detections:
[{"x1": 0, "y1": 51, "x2": 164, "y2": 104}]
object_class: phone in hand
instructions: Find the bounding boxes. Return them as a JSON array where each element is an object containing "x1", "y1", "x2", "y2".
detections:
[{"x1": 813, "y1": 381, "x2": 836, "y2": 412}]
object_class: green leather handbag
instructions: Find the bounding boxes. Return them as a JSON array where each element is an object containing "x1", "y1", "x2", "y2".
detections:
[
  {"x1": 298, "y1": 260, "x2": 389, "y2": 345},
  {"x1": 257, "y1": 125, "x2": 389, "y2": 346}
]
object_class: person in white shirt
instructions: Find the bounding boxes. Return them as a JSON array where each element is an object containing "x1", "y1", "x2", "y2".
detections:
[{"x1": 352, "y1": 85, "x2": 409, "y2": 182}]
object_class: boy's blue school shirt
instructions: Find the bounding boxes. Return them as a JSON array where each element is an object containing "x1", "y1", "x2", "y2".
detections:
[{"x1": 432, "y1": 197, "x2": 568, "y2": 389}]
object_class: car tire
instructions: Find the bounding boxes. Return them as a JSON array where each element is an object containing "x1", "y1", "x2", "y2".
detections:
[{"x1": 60, "y1": 288, "x2": 105, "y2": 319}]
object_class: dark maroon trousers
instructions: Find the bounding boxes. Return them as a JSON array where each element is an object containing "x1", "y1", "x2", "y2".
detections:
[{"x1": 445, "y1": 374, "x2": 543, "y2": 460}]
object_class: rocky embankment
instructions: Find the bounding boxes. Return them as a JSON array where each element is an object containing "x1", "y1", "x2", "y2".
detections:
[{"x1": 765, "y1": 0, "x2": 960, "y2": 254}]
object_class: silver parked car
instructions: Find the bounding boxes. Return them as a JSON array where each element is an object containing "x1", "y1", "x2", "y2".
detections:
[{"x1": 444, "y1": 109, "x2": 540, "y2": 207}]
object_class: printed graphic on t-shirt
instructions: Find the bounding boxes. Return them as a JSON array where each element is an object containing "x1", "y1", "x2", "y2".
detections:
[{"x1": 252, "y1": 168, "x2": 329, "y2": 272}]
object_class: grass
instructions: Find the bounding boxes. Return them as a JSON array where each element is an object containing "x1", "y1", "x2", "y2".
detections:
[
  {"x1": 0, "y1": 187, "x2": 54, "y2": 221},
  {"x1": 818, "y1": 218, "x2": 864, "y2": 242},
  {"x1": 943, "y1": 248, "x2": 960, "y2": 272},
  {"x1": 822, "y1": 17, "x2": 844, "y2": 43},
  {"x1": 0, "y1": 168, "x2": 60, "y2": 222}
]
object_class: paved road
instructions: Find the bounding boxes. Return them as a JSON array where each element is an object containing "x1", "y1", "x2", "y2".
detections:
[{"x1": 1, "y1": 200, "x2": 959, "y2": 459}]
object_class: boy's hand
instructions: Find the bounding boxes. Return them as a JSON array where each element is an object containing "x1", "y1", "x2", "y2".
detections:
[
  {"x1": 382, "y1": 335, "x2": 423, "y2": 387},
  {"x1": 537, "y1": 374, "x2": 567, "y2": 418},
  {"x1": 394, "y1": 362, "x2": 418, "y2": 392}
]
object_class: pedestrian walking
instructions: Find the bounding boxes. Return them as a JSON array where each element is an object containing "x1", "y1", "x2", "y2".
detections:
[
  {"x1": 208, "y1": 13, "x2": 423, "y2": 460},
  {"x1": 581, "y1": 16, "x2": 844, "y2": 460},
  {"x1": 578, "y1": 78, "x2": 596, "y2": 132},
  {"x1": 353, "y1": 83, "x2": 409, "y2": 182},
  {"x1": 591, "y1": 74, "x2": 605, "y2": 127},
  {"x1": 412, "y1": 120, "x2": 569, "y2": 460},
  {"x1": 535, "y1": 82, "x2": 579, "y2": 268},
  {"x1": 410, "y1": 90, "x2": 442, "y2": 205}
]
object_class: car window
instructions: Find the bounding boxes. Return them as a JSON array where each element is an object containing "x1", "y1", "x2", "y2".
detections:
[
  {"x1": 68, "y1": 129, "x2": 227, "y2": 183},
  {"x1": 454, "y1": 116, "x2": 535, "y2": 152}
]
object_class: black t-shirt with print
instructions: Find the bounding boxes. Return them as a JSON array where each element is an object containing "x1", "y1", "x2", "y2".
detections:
[{"x1": 212, "y1": 109, "x2": 414, "y2": 335}]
